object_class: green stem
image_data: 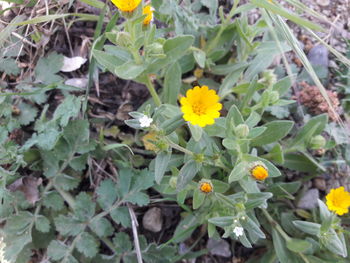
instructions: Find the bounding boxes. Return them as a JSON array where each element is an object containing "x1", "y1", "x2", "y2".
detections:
[
  {"x1": 166, "y1": 138, "x2": 193, "y2": 156},
  {"x1": 145, "y1": 75, "x2": 161, "y2": 106},
  {"x1": 261, "y1": 208, "x2": 290, "y2": 241}
]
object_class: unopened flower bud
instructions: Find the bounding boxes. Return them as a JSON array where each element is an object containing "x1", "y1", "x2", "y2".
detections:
[
  {"x1": 199, "y1": 180, "x2": 213, "y2": 194},
  {"x1": 309, "y1": 135, "x2": 326, "y2": 149},
  {"x1": 169, "y1": 176, "x2": 177, "y2": 189},
  {"x1": 235, "y1": 124, "x2": 250, "y2": 138}
]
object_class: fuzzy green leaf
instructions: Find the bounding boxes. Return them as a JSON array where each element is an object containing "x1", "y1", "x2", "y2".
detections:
[
  {"x1": 97, "y1": 179, "x2": 118, "y2": 210},
  {"x1": 76, "y1": 232, "x2": 99, "y2": 258}
]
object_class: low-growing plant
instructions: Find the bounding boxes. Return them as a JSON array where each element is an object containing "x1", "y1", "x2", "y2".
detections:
[{"x1": 1, "y1": 0, "x2": 350, "y2": 263}]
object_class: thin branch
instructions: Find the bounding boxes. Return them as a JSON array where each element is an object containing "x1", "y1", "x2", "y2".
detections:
[{"x1": 128, "y1": 204, "x2": 143, "y2": 263}]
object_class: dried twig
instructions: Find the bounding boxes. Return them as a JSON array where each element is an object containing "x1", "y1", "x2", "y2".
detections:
[{"x1": 128, "y1": 204, "x2": 143, "y2": 263}]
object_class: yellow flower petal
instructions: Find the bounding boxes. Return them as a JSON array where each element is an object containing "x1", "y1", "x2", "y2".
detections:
[
  {"x1": 111, "y1": 0, "x2": 142, "y2": 12},
  {"x1": 142, "y1": 5, "x2": 154, "y2": 25},
  {"x1": 326, "y1": 187, "x2": 350, "y2": 215},
  {"x1": 179, "y1": 86, "x2": 222, "y2": 127}
]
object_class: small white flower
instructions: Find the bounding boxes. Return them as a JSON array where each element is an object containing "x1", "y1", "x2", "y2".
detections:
[
  {"x1": 233, "y1": 226, "x2": 244, "y2": 237},
  {"x1": 139, "y1": 115, "x2": 153, "y2": 128}
]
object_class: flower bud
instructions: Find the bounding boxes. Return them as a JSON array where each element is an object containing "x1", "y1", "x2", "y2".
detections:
[
  {"x1": 249, "y1": 162, "x2": 269, "y2": 180},
  {"x1": 147, "y1": 42, "x2": 164, "y2": 56},
  {"x1": 194, "y1": 153, "x2": 205, "y2": 163},
  {"x1": 199, "y1": 180, "x2": 213, "y2": 194},
  {"x1": 235, "y1": 124, "x2": 250, "y2": 138},
  {"x1": 309, "y1": 135, "x2": 326, "y2": 149},
  {"x1": 260, "y1": 69, "x2": 277, "y2": 87},
  {"x1": 169, "y1": 176, "x2": 177, "y2": 189}
]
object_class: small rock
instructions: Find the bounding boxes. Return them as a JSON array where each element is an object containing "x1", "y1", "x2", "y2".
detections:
[
  {"x1": 297, "y1": 189, "x2": 319, "y2": 210},
  {"x1": 207, "y1": 238, "x2": 232, "y2": 258},
  {"x1": 316, "y1": 0, "x2": 330, "y2": 6},
  {"x1": 307, "y1": 45, "x2": 329, "y2": 68},
  {"x1": 142, "y1": 207, "x2": 163, "y2": 232},
  {"x1": 314, "y1": 178, "x2": 326, "y2": 191}
]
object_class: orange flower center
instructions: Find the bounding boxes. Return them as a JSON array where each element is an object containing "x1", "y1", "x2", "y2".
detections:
[
  {"x1": 251, "y1": 165, "x2": 268, "y2": 180},
  {"x1": 200, "y1": 182, "x2": 213, "y2": 193},
  {"x1": 192, "y1": 102, "x2": 206, "y2": 115}
]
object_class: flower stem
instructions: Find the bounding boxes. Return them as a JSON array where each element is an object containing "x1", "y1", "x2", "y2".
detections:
[{"x1": 145, "y1": 75, "x2": 161, "y2": 106}]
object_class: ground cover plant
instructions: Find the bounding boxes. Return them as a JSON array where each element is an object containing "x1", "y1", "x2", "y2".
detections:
[{"x1": 0, "y1": 0, "x2": 350, "y2": 262}]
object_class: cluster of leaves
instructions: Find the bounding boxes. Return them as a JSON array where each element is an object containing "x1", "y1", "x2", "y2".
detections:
[{"x1": 1, "y1": 0, "x2": 350, "y2": 263}]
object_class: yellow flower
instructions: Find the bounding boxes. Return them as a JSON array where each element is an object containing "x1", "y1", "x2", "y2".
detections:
[
  {"x1": 199, "y1": 180, "x2": 213, "y2": 194},
  {"x1": 111, "y1": 0, "x2": 142, "y2": 12},
  {"x1": 180, "y1": 86, "x2": 222, "y2": 127},
  {"x1": 142, "y1": 5, "x2": 154, "y2": 25},
  {"x1": 250, "y1": 163, "x2": 268, "y2": 180},
  {"x1": 142, "y1": 131, "x2": 158, "y2": 151},
  {"x1": 326, "y1": 187, "x2": 350, "y2": 215}
]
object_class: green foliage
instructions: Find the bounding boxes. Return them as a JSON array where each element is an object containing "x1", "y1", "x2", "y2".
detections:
[{"x1": 1, "y1": 0, "x2": 349, "y2": 262}]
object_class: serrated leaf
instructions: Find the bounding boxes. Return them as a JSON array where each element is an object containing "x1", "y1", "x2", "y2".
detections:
[
  {"x1": 89, "y1": 217, "x2": 114, "y2": 238},
  {"x1": 113, "y1": 232, "x2": 132, "y2": 254},
  {"x1": 54, "y1": 214, "x2": 84, "y2": 236},
  {"x1": 35, "y1": 52, "x2": 64, "y2": 84},
  {"x1": 74, "y1": 192, "x2": 95, "y2": 220},
  {"x1": 47, "y1": 240, "x2": 68, "y2": 260},
  {"x1": 15, "y1": 102, "x2": 38, "y2": 125},
  {"x1": 76, "y1": 232, "x2": 99, "y2": 258},
  {"x1": 110, "y1": 206, "x2": 131, "y2": 228},
  {"x1": 43, "y1": 191, "x2": 64, "y2": 211},
  {"x1": 97, "y1": 179, "x2": 118, "y2": 210},
  {"x1": 55, "y1": 173, "x2": 80, "y2": 191},
  {"x1": 0, "y1": 57, "x2": 20, "y2": 75},
  {"x1": 35, "y1": 215, "x2": 50, "y2": 233},
  {"x1": 53, "y1": 95, "x2": 82, "y2": 127},
  {"x1": 69, "y1": 153, "x2": 88, "y2": 171},
  {"x1": 125, "y1": 191, "x2": 150, "y2": 206}
]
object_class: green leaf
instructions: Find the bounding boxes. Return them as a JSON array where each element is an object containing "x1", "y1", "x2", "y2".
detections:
[
  {"x1": 43, "y1": 191, "x2": 64, "y2": 211},
  {"x1": 113, "y1": 232, "x2": 132, "y2": 254},
  {"x1": 97, "y1": 179, "x2": 117, "y2": 210},
  {"x1": 155, "y1": 151, "x2": 172, "y2": 184},
  {"x1": 283, "y1": 153, "x2": 319, "y2": 173},
  {"x1": 273, "y1": 75, "x2": 294, "y2": 96},
  {"x1": 15, "y1": 102, "x2": 37, "y2": 125},
  {"x1": 54, "y1": 214, "x2": 85, "y2": 236},
  {"x1": 251, "y1": 0, "x2": 323, "y2": 31},
  {"x1": 251, "y1": 120, "x2": 293, "y2": 146},
  {"x1": 92, "y1": 49, "x2": 126, "y2": 72},
  {"x1": 35, "y1": 52, "x2": 63, "y2": 84},
  {"x1": 0, "y1": 57, "x2": 20, "y2": 75},
  {"x1": 188, "y1": 123, "x2": 203, "y2": 142},
  {"x1": 125, "y1": 191, "x2": 150, "y2": 206},
  {"x1": 47, "y1": 240, "x2": 68, "y2": 261},
  {"x1": 74, "y1": 192, "x2": 95, "y2": 220},
  {"x1": 193, "y1": 188, "x2": 205, "y2": 209},
  {"x1": 76, "y1": 232, "x2": 99, "y2": 258},
  {"x1": 110, "y1": 206, "x2": 131, "y2": 228},
  {"x1": 89, "y1": 217, "x2": 114, "y2": 238},
  {"x1": 55, "y1": 173, "x2": 80, "y2": 191},
  {"x1": 193, "y1": 49, "x2": 206, "y2": 68},
  {"x1": 286, "y1": 238, "x2": 311, "y2": 253},
  {"x1": 35, "y1": 215, "x2": 50, "y2": 233},
  {"x1": 321, "y1": 229, "x2": 347, "y2": 258},
  {"x1": 228, "y1": 161, "x2": 247, "y2": 182},
  {"x1": 272, "y1": 229, "x2": 296, "y2": 263},
  {"x1": 266, "y1": 182, "x2": 301, "y2": 198},
  {"x1": 293, "y1": 221, "x2": 321, "y2": 236},
  {"x1": 114, "y1": 61, "x2": 146, "y2": 80},
  {"x1": 69, "y1": 154, "x2": 88, "y2": 171},
  {"x1": 53, "y1": 95, "x2": 82, "y2": 127},
  {"x1": 176, "y1": 160, "x2": 201, "y2": 191},
  {"x1": 164, "y1": 35, "x2": 195, "y2": 61},
  {"x1": 226, "y1": 105, "x2": 244, "y2": 133},
  {"x1": 164, "y1": 62, "x2": 182, "y2": 105},
  {"x1": 208, "y1": 216, "x2": 234, "y2": 227},
  {"x1": 219, "y1": 64, "x2": 247, "y2": 98}
]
